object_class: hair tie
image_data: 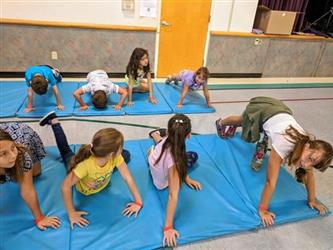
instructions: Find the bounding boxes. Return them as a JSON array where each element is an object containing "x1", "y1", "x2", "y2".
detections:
[{"x1": 175, "y1": 119, "x2": 184, "y2": 124}]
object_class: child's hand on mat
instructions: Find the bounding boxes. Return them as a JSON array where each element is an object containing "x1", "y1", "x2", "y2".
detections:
[
  {"x1": 149, "y1": 96, "x2": 157, "y2": 104},
  {"x1": 308, "y1": 200, "x2": 327, "y2": 215},
  {"x1": 79, "y1": 105, "x2": 89, "y2": 111},
  {"x1": 36, "y1": 216, "x2": 61, "y2": 230},
  {"x1": 113, "y1": 105, "x2": 122, "y2": 110},
  {"x1": 68, "y1": 210, "x2": 89, "y2": 229},
  {"x1": 122, "y1": 202, "x2": 142, "y2": 217},
  {"x1": 163, "y1": 228, "x2": 180, "y2": 247},
  {"x1": 127, "y1": 101, "x2": 134, "y2": 106},
  {"x1": 177, "y1": 103, "x2": 183, "y2": 108},
  {"x1": 185, "y1": 177, "x2": 202, "y2": 191},
  {"x1": 24, "y1": 107, "x2": 34, "y2": 113},
  {"x1": 207, "y1": 102, "x2": 213, "y2": 108},
  {"x1": 57, "y1": 104, "x2": 65, "y2": 110},
  {"x1": 259, "y1": 209, "x2": 275, "y2": 227}
]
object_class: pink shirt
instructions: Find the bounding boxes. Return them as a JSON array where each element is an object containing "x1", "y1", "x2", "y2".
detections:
[{"x1": 148, "y1": 138, "x2": 175, "y2": 190}]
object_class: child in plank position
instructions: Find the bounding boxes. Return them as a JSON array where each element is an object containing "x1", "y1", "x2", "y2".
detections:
[
  {"x1": 215, "y1": 96, "x2": 333, "y2": 227},
  {"x1": 73, "y1": 69, "x2": 127, "y2": 110},
  {"x1": 165, "y1": 67, "x2": 212, "y2": 108},
  {"x1": 148, "y1": 114, "x2": 201, "y2": 247},
  {"x1": 39, "y1": 111, "x2": 142, "y2": 228},
  {"x1": 25, "y1": 65, "x2": 64, "y2": 112}
]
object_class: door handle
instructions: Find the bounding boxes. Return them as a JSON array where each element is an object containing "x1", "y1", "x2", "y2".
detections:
[{"x1": 161, "y1": 20, "x2": 172, "y2": 26}]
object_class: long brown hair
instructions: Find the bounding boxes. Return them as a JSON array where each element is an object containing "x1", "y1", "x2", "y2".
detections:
[
  {"x1": 0, "y1": 129, "x2": 28, "y2": 182},
  {"x1": 285, "y1": 126, "x2": 333, "y2": 183},
  {"x1": 69, "y1": 128, "x2": 124, "y2": 171},
  {"x1": 126, "y1": 48, "x2": 150, "y2": 80},
  {"x1": 155, "y1": 114, "x2": 191, "y2": 184}
]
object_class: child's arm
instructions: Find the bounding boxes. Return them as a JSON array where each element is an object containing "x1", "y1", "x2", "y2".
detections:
[
  {"x1": 114, "y1": 87, "x2": 128, "y2": 110},
  {"x1": 73, "y1": 88, "x2": 89, "y2": 110},
  {"x1": 305, "y1": 170, "x2": 327, "y2": 215},
  {"x1": 203, "y1": 85, "x2": 212, "y2": 108},
  {"x1": 52, "y1": 85, "x2": 64, "y2": 110},
  {"x1": 258, "y1": 148, "x2": 282, "y2": 227},
  {"x1": 127, "y1": 78, "x2": 134, "y2": 106},
  {"x1": 25, "y1": 87, "x2": 34, "y2": 113},
  {"x1": 163, "y1": 166, "x2": 180, "y2": 247},
  {"x1": 185, "y1": 175, "x2": 201, "y2": 190},
  {"x1": 20, "y1": 170, "x2": 61, "y2": 230},
  {"x1": 61, "y1": 171, "x2": 89, "y2": 229},
  {"x1": 147, "y1": 72, "x2": 157, "y2": 104},
  {"x1": 177, "y1": 84, "x2": 190, "y2": 108},
  {"x1": 117, "y1": 162, "x2": 143, "y2": 217}
]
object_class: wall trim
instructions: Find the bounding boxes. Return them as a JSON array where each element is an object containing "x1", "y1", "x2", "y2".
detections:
[
  {"x1": 211, "y1": 31, "x2": 333, "y2": 41},
  {"x1": 1, "y1": 18, "x2": 157, "y2": 32}
]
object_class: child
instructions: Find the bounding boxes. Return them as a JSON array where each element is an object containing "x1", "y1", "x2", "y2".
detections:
[
  {"x1": 73, "y1": 69, "x2": 128, "y2": 110},
  {"x1": 0, "y1": 123, "x2": 61, "y2": 230},
  {"x1": 148, "y1": 114, "x2": 201, "y2": 247},
  {"x1": 215, "y1": 96, "x2": 333, "y2": 227},
  {"x1": 165, "y1": 67, "x2": 212, "y2": 108},
  {"x1": 125, "y1": 48, "x2": 157, "y2": 106},
  {"x1": 25, "y1": 65, "x2": 64, "y2": 113},
  {"x1": 39, "y1": 111, "x2": 142, "y2": 229}
]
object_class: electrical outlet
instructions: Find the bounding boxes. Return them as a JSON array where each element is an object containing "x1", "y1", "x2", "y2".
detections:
[
  {"x1": 122, "y1": 0, "x2": 134, "y2": 11},
  {"x1": 254, "y1": 38, "x2": 262, "y2": 46},
  {"x1": 51, "y1": 51, "x2": 58, "y2": 60}
]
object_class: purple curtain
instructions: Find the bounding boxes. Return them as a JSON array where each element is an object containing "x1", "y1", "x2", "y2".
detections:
[{"x1": 258, "y1": 0, "x2": 309, "y2": 31}]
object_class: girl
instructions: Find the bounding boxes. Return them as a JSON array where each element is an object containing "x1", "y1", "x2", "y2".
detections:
[
  {"x1": 125, "y1": 48, "x2": 157, "y2": 106},
  {"x1": 148, "y1": 114, "x2": 201, "y2": 247},
  {"x1": 165, "y1": 67, "x2": 212, "y2": 109},
  {"x1": 215, "y1": 96, "x2": 333, "y2": 227},
  {"x1": 0, "y1": 123, "x2": 60, "y2": 230},
  {"x1": 39, "y1": 111, "x2": 142, "y2": 229}
]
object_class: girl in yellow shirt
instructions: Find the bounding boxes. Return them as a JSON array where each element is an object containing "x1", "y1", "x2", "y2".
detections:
[{"x1": 39, "y1": 111, "x2": 142, "y2": 229}]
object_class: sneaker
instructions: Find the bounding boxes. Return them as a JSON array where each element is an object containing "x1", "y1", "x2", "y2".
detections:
[
  {"x1": 251, "y1": 134, "x2": 268, "y2": 171},
  {"x1": 215, "y1": 119, "x2": 228, "y2": 139},
  {"x1": 165, "y1": 75, "x2": 172, "y2": 85},
  {"x1": 226, "y1": 125, "x2": 237, "y2": 138},
  {"x1": 39, "y1": 111, "x2": 57, "y2": 126}
]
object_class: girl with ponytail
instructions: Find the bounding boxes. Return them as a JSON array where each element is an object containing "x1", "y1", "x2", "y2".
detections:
[
  {"x1": 148, "y1": 114, "x2": 201, "y2": 247},
  {"x1": 215, "y1": 96, "x2": 333, "y2": 227},
  {"x1": 39, "y1": 111, "x2": 142, "y2": 229}
]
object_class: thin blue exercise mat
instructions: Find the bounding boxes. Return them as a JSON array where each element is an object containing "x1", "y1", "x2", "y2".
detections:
[
  {"x1": 156, "y1": 83, "x2": 215, "y2": 114},
  {"x1": 194, "y1": 134, "x2": 331, "y2": 225},
  {"x1": 16, "y1": 82, "x2": 79, "y2": 118},
  {"x1": 72, "y1": 82, "x2": 125, "y2": 116},
  {"x1": 122, "y1": 83, "x2": 172, "y2": 115},
  {"x1": 0, "y1": 146, "x2": 71, "y2": 250},
  {"x1": 70, "y1": 140, "x2": 165, "y2": 250},
  {"x1": 140, "y1": 138, "x2": 260, "y2": 246},
  {"x1": 0, "y1": 81, "x2": 27, "y2": 118}
]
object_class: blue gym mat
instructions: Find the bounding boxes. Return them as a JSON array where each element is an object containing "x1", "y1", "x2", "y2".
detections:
[
  {"x1": 122, "y1": 83, "x2": 172, "y2": 115},
  {"x1": 72, "y1": 82, "x2": 125, "y2": 116},
  {"x1": 156, "y1": 83, "x2": 216, "y2": 114},
  {"x1": 16, "y1": 82, "x2": 79, "y2": 118},
  {"x1": 194, "y1": 134, "x2": 330, "y2": 224},
  {"x1": 0, "y1": 146, "x2": 72, "y2": 250},
  {"x1": 0, "y1": 135, "x2": 329, "y2": 250},
  {"x1": 0, "y1": 81, "x2": 27, "y2": 118}
]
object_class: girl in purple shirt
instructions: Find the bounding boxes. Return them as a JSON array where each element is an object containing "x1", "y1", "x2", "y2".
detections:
[{"x1": 165, "y1": 67, "x2": 212, "y2": 108}]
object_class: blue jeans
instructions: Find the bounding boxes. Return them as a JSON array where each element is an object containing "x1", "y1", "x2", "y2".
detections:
[{"x1": 51, "y1": 123, "x2": 130, "y2": 168}]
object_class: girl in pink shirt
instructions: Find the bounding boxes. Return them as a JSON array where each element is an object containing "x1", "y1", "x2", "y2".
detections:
[{"x1": 148, "y1": 114, "x2": 201, "y2": 247}]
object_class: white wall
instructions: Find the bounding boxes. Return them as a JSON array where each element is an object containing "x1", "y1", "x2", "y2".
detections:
[
  {"x1": 210, "y1": 0, "x2": 258, "y2": 32},
  {"x1": 2, "y1": 0, "x2": 159, "y2": 27}
]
